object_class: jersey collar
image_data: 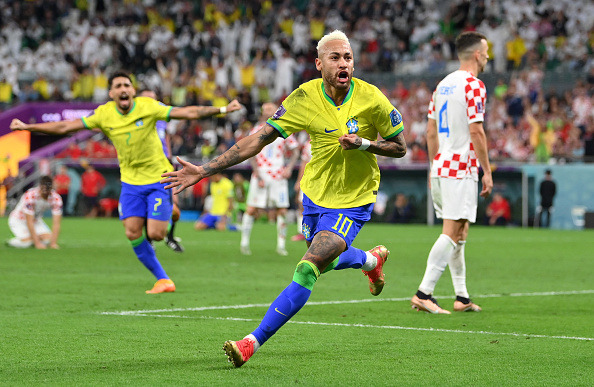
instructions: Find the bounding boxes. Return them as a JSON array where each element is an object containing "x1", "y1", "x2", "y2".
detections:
[
  {"x1": 321, "y1": 79, "x2": 354, "y2": 107},
  {"x1": 114, "y1": 100, "x2": 136, "y2": 116}
]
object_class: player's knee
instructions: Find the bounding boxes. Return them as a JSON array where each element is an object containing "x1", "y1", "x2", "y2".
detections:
[
  {"x1": 125, "y1": 228, "x2": 143, "y2": 241},
  {"x1": 292, "y1": 260, "x2": 320, "y2": 290},
  {"x1": 147, "y1": 228, "x2": 166, "y2": 241},
  {"x1": 194, "y1": 222, "x2": 206, "y2": 230}
]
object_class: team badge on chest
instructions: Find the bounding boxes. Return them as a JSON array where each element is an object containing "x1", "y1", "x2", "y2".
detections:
[{"x1": 346, "y1": 117, "x2": 359, "y2": 134}]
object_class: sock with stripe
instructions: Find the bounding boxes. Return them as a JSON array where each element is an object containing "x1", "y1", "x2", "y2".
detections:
[{"x1": 131, "y1": 236, "x2": 168, "y2": 280}]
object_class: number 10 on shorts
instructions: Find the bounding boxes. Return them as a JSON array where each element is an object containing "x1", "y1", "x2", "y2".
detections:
[{"x1": 332, "y1": 214, "x2": 353, "y2": 237}]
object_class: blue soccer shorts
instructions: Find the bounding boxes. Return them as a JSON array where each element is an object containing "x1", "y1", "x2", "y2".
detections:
[
  {"x1": 197, "y1": 213, "x2": 224, "y2": 229},
  {"x1": 118, "y1": 181, "x2": 172, "y2": 221},
  {"x1": 301, "y1": 193, "x2": 374, "y2": 247}
]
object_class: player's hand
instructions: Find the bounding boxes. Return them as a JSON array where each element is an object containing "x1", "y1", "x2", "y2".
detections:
[
  {"x1": 34, "y1": 242, "x2": 47, "y2": 249},
  {"x1": 338, "y1": 134, "x2": 362, "y2": 150},
  {"x1": 49, "y1": 243, "x2": 60, "y2": 249},
  {"x1": 160, "y1": 156, "x2": 204, "y2": 194},
  {"x1": 226, "y1": 99, "x2": 242, "y2": 113},
  {"x1": 258, "y1": 178, "x2": 265, "y2": 188},
  {"x1": 10, "y1": 119, "x2": 28, "y2": 131},
  {"x1": 480, "y1": 173, "x2": 493, "y2": 198},
  {"x1": 280, "y1": 166, "x2": 292, "y2": 179}
]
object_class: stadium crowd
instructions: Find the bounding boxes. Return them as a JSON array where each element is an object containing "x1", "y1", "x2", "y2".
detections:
[{"x1": 1, "y1": 0, "x2": 593, "y2": 163}]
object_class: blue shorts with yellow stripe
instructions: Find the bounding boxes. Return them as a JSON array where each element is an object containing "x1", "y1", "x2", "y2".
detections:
[
  {"x1": 118, "y1": 182, "x2": 172, "y2": 222},
  {"x1": 301, "y1": 193, "x2": 374, "y2": 247}
]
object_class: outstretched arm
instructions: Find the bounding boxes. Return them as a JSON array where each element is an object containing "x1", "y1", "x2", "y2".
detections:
[
  {"x1": 338, "y1": 132, "x2": 407, "y2": 158},
  {"x1": 10, "y1": 118, "x2": 86, "y2": 135},
  {"x1": 169, "y1": 99, "x2": 242, "y2": 120},
  {"x1": 161, "y1": 124, "x2": 281, "y2": 194}
]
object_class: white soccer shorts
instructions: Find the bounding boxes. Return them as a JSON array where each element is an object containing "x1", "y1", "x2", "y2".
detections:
[
  {"x1": 430, "y1": 176, "x2": 478, "y2": 223},
  {"x1": 246, "y1": 176, "x2": 290, "y2": 209},
  {"x1": 8, "y1": 216, "x2": 51, "y2": 240}
]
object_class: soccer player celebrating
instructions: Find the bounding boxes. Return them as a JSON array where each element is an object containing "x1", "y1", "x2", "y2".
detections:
[
  {"x1": 10, "y1": 71, "x2": 242, "y2": 294},
  {"x1": 138, "y1": 88, "x2": 184, "y2": 253},
  {"x1": 161, "y1": 30, "x2": 407, "y2": 367},
  {"x1": 240, "y1": 102, "x2": 301, "y2": 256},
  {"x1": 410, "y1": 31, "x2": 493, "y2": 314}
]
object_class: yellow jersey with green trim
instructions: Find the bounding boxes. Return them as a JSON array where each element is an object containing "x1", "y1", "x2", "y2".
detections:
[
  {"x1": 267, "y1": 77, "x2": 404, "y2": 208},
  {"x1": 81, "y1": 96, "x2": 174, "y2": 185},
  {"x1": 210, "y1": 177, "x2": 234, "y2": 216}
]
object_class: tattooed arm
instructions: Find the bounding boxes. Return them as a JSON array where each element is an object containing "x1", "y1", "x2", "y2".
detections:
[
  {"x1": 338, "y1": 132, "x2": 407, "y2": 158},
  {"x1": 161, "y1": 124, "x2": 281, "y2": 194}
]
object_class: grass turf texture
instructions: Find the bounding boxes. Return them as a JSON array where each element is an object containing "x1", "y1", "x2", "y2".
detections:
[{"x1": 1, "y1": 218, "x2": 592, "y2": 385}]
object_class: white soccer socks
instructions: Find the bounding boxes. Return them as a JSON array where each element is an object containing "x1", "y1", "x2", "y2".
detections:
[
  {"x1": 418, "y1": 234, "x2": 456, "y2": 295},
  {"x1": 448, "y1": 240, "x2": 470, "y2": 299},
  {"x1": 276, "y1": 214, "x2": 287, "y2": 251},
  {"x1": 240, "y1": 213, "x2": 254, "y2": 248},
  {"x1": 361, "y1": 251, "x2": 377, "y2": 271}
]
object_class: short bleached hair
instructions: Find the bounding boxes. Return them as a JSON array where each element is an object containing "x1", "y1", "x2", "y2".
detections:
[{"x1": 317, "y1": 30, "x2": 350, "y2": 56}]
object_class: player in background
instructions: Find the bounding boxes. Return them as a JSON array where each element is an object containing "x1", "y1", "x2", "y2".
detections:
[
  {"x1": 194, "y1": 172, "x2": 235, "y2": 231},
  {"x1": 290, "y1": 132, "x2": 311, "y2": 242},
  {"x1": 10, "y1": 70, "x2": 242, "y2": 293},
  {"x1": 411, "y1": 31, "x2": 493, "y2": 314},
  {"x1": 161, "y1": 30, "x2": 406, "y2": 367},
  {"x1": 6, "y1": 175, "x2": 62, "y2": 249},
  {"x1": 138, "y1": 88, "x2": 184, "y2": 253},
  {"x1": 240, "y1": 102, "x2": 300, "y2": 256}
]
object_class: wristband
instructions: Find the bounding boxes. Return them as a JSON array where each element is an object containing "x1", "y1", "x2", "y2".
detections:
[
  {"x1": 358, "y1": 138, "x2": 370, "y2": 151},
  {"x1": 219, "y1": 106, "x2": 227, "y2": 114}
]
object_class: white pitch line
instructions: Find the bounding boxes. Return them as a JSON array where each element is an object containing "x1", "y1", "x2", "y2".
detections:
[
  {"x1": 100, "y1": 289, "x2": 594, "y2": 316},
  {"x1": 109, "y1": 313, "x2": 594, "y2": 342}
]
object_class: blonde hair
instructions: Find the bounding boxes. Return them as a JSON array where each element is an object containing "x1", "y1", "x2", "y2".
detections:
[{"x1": 317, "y1": 30, "x2": 350, "y2": 56}]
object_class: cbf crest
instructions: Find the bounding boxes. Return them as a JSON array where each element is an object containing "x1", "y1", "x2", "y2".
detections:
[
  {"x1": 302, "y1": 223, "x2": 311, "y2": 239},
  {"x1": 346, "y1": 117, "x2": 359, "y2": 134}
]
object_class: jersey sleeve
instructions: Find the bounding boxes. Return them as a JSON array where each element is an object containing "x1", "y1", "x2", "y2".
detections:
[
  {"x1": 81, "y1": 106, "x2": 103, "y2": 130},
  {"x1": 427, "y1": 90, "x2": 437, "y2": 120},
  {"x1": 372, "y1": 91, "x2": 403, "y2": 139},
  {"x1": 465, "y1": 78, "x2": 486, "y2": 124},
  {"x1": 50, "y1": 192, "x2": 63, "y2": 216},
  {"x1": 265, "y1": 88, "x2": 308, "y2": 138},
  {"x1": 147, "y1": 98, "x2": 173, "y2": 122}
]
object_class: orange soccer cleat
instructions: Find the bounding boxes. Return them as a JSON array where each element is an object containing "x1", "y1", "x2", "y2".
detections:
[
  {"x1": 145, "y1": 279, "x2": 176, "y2": 294},
  {"x1": 223, "y1": 337, "x2": 256, "y2": 368},
  {"x1": 411, "y1": 294, "x2": 451, "y2": 314},
  {"x1": 362, "y1": 245, "x2": 390, "y2": 296},
  {"x1": 453, "y1": 300, "x2": 482, "y2": 312}
]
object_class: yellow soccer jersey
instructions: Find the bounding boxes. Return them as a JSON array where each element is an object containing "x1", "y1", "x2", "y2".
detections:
[
  {"x1": 81, "y1": 96, "x2": 173, "y2": 185},
  {"x1": 209, "y1": 177, "x2": 234, "y2": 216},
  {"x1": 266, "y1": 78, "x2": 403, "y2": 208}
]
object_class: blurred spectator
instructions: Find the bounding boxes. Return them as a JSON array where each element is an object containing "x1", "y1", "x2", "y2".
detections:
[
  {"x1": 53, "y1": 165, "x2": 71, "y2": 216},
  {"x1": 56, "y1": 142, "x2": 83, "y2": 159},
  {"x1": 534, "y1": 169, "x2": 556, "y2": 228},
  {"x1": 80, "y1": 163, "x2": 106, "y2": 218},
  {"x1": 485, "y1": 192, "x2": 511, "y2": 226},
  {"x1": 388, "y1": 193, "x2": 415, "y2": 224}
]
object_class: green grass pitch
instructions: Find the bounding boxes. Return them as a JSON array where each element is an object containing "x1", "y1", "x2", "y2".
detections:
[{"x1": 1, "y1": 218, "x2": 592, "y2": 385}]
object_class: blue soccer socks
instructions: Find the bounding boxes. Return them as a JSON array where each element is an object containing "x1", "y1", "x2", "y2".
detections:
[{"x1": 131, "y1": 236, "x2": 169, "y2": 280}]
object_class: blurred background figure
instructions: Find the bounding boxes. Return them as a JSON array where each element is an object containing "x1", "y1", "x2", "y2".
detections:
[
  {"x1": 53, "y1": 165, "x2": 71, "y2": 216},
  {"x1": 6, "y1": 175, "x2": 62, "y2": 249},
  {"x1": 194, "y1": 173, "x2": 235, "y2": 231},
  {"x1": 80, "y1": 163, "x2": 106, "y2": 218},
  {"x1": 388, "y1": 193, "x2": 415, "y2": 224},
  {"x1": 485, "y1": 192, "x2": 511, "y2": 226},
  {"x1": 534, "y1": 169, "x2": 557, "y2": 228}
]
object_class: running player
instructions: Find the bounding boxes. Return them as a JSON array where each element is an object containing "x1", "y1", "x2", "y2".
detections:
[
  {"x1": 10, "y1": 71, "x2": 242, "y2": 293},
  {"x1": 161, "y1": 30, "x2": 407, "y2": 367}
]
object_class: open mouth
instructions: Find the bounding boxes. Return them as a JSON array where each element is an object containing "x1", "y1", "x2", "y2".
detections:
[
  {"x1": 338, "y1": 71, "x2": 349, "y2": 83},
  {"x1": 120, "y1": 94, "x2": 130, "y2": 101}
]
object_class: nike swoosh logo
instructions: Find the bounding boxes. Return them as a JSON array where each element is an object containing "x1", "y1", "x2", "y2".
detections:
[
  {"x1": 152, "y1": 212, "x2": 161, "y2": 216},
  {"x1": 274, "y1": 308, "x2": 287, "y2": 316},
  {"x1": 324, "y1": 128, "x2": 338, "y2": 133}
]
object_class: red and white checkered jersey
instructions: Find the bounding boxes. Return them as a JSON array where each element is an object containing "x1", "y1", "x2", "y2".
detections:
[
  {"x1": 250, "y1": 121, "x2": 299, "y2": 181},
  {"x1": 427, "y1": 70, "x2": 486, "y2": 181},
  {"x1": 9, "y1": 187, "x2": 63, "y2": 221}
]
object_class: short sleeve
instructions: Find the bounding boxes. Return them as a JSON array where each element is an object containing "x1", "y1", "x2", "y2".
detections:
[
  {"x1": 373, "y1": 92, "x2": 403, "y2": 140},
  {"x1": 81, "y1": 108, "x2": 102, "y2": 130},
  {"x1": 22, "y1": 191, "x2": 36, "y2": 215},
  {"x1": 266, "y1": 88, "x2": 308, "y2": 138},
  {"x1": 148, "y1": 98, "x2": 173, "y2": 122},
  {"x1": 465, "y1": 78, "x2": 486, "y2": 124},
  {"x1": 428, "y1": 90, "x2": 437, "y2": 120},
  {"x1": 50, "y1": 192, "x2": 63, "y2": 216}
]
